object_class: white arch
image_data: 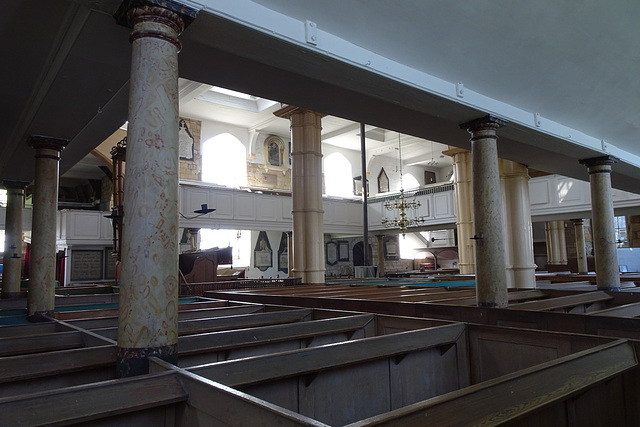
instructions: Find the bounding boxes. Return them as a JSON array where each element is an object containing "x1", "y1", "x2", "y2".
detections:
[
  {"x1": 324, "y1": 152, "x2": 354, "y2": 197},
  {"x1": 399, "y1": 173, "x2": 420, "y2": 191},
  {"x1": 202, "y1": 133, "x2": 247, "y2": 187}
]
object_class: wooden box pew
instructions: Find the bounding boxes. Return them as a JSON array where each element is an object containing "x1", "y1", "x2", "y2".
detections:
[
  {"x1": 54, "y1": 298, "x2": 254, "y2": 321},
  {"x1": 0, "y1": 371, "x2": 190, "y2": 427},
  {"x1": 185, "y1": 323, "x2": 470, "y2": 426},
  {"x1": 177, "y1": 314, "x2": 452, "y2": 368},
  {"x1": 61, "y1": 302, "x2": 268, "y2": 333},
  {"x1": 0, "y1": 321, "x2": 74, "y2": 338},
  {"x1": 151, "y1": 361, "x2": 328, "y2": 427},
  {"x1": 586, "y1": 301, "x2": 640, "y2": 318},
  {"x1": 347, "y1": 340, "x2": 639, "y2": 426},
  {"x1": 508, "y1": 291, "x2": 614, "y2": 313},
  {"x1": 0, "y1": 344, "x2": 118, "y2": 399},
  {"x1": 361, "y1": 289, "x2": 476, "y2": 303},
  {"x1": 92, "y1": 307, "x2": 323, "y2": 341},
  {"x1": 177, "y1": 314, "x2": 378, "y2": 367},
  {"x1": 431, "y1": 289, "x2": 548, "y2": 307}
]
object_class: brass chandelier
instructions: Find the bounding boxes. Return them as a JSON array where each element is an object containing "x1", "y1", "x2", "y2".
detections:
[{"x1": 381, "y1": 133, "x2": 426, "y2": 237}]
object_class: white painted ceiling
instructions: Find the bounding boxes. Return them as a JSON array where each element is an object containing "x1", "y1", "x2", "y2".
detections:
[{"x1": 3, "y1": 0, "x2": 640, "y2": 193}]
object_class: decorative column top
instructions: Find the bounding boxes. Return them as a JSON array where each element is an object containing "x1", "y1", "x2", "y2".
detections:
[
  {"x1": 442, "y1": 146, "x2": 470, "y2": 157},
  {"x1": 459, "y1": 115, "x2": 508, "y2": 133},
  {"x1": 579, "y1": 155, "x2": 617, "y2": 169},
  {"x1": 114, "y1": 0, "x2": 198, "y2": 28},
  {"x1": 110, "y1": 136, "x2": 127, "y2": 161},
  {"x1": 273, "y1": 105, "x2": 326, "y2": 120},
  {"x1": 2, "y1": 180, "x2": 30, "y2": 190},
  {"x1": 29, "y1": 135, "x2": 69, "y2": 155}
]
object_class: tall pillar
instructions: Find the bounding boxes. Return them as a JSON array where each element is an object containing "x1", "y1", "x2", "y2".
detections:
[
  {"x1": 27, "y1": 136, "x2": 68, "y2": 321},
  {"x1": 114, "y1": 0, "x2": 197, "y2": 377},
  {"x1": 376, "y1": 235, "x2": 386, "y2": 277},
  {"x1": 443, "y1": 147, "x2": 475, "y2": 274},
  {"x1": 2, "y1": 180, "x2": 30, "y2": 298},
  {"x1": 460, "y1": 116, "x2": 508, "y2": 308},
  {"x1": 500, "y1": 160, "x2": 536, "y2": 288},
  {"x1": 274, "y1": 106, "x2": 325, "y2": 284},
  {"x1": 545, "y1": 221, "x2": 568, "y2": 265},
  {"x1": 579, "y1": 156, "x2": 620, "y2": 290},
  {"x1": 572, "y1": 219, "x2": 588, "y2": 274}
]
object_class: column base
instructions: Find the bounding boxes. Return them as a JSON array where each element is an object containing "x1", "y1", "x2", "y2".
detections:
[
  {"x1": 117, "y1": 344, "x2": 178, "y2": 378},
  {"x1": 597, "y1": 286, "x2": 620, "y2": 292},
  {"x1": 1, "y1": 292, "x2": 22, "y2": 299},
  {"x1": 27, "y1": 310, "x2": 54, "y2": 322},
  {"x1": 476, "y1": 301, "x2": 507, "y2": 308}
]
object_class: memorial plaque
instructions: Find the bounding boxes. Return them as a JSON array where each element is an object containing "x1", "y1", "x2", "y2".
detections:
[{"x1": 71, "y1": 250, "x2": 104, "y2": 281}]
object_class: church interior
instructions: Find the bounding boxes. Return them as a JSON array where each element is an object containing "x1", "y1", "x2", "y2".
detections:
[{"x1": 2, "y1": 0, "x2": 640, "y2": 425}]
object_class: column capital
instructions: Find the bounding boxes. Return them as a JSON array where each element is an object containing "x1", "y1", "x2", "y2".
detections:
[
  {"x1": 114, "y1": 0, "x2": 197, "y2": 29},
  {"x1": 459, "y1": 115, "x2": 508, "y2": 133},
  {"x1": 273, "y1": 105, "x2": 326, "y2": 120},
  {"x1": 579, "y1": 155, "x2": 617, "y2": 170},
  {"x1": 571, "y1": 218, "x2": 585, "y2": 225},
  {"x1": 110, "y1": 136, "x2": 127, "y2": 160},
  {"x1": 29, "y1": 135, "x2": 69, "y2": 155},
  {"x1": 442, "y1": 146, "x2": 470, "y2": 157},
  {"x1": 2, "y1": 180, "x2": 30, "y2": 190}
]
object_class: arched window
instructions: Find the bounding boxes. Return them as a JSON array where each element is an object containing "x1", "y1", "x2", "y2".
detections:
[
  {"x1": 202, "y1": 133, "x2": 247, "y2": 187},
  {"x1": 324, "y1": 152, "x2": 353, "y2": 197}
]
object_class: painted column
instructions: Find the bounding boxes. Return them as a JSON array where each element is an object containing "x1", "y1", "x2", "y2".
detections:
[
  {"x1": 114, "y1": 0, "x2": 197, "y2": 377},
  {"x1": 274, "y1": 106, "x2": 325, "y2": 284},
  {"x1": 27, "y1": 136, "x2": 68, "y2": 321},
  {"x1": 579, "y1": 156, "x2": 620, "y2": 290},
  {"x1": 500, "y1": 160, "x2": 536, "y2": 288},
  {"x1": 460, "y1": 116, "x2": 508, "y2": 308},
  {"x1": 572, "y1": 219, "x2": 588, "y2": 274},
  {"x1": 2, "y1": 180, "x2": 30, "y2": 298},
  {"x1": 545, "y1": 221, "x2": 568, "y2": 265},
  {"x1": 443, "y1": 147, "x2": 475, "y2": 274}
]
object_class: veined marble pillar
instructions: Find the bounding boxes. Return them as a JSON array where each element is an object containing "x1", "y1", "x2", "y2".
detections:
[
  {"x1": 460, "y1": 116, "x2": 508, "y2": 308},
  {"x1": 28, "y1": 136, "x2": 68, "y2": 321},
  {"x1": 443, "y1": 147, "x2": 475, "y2": 274},
  {"x1": 545, "y1": 221, "x2": 568, "y2": 265},
  {"x1": 2, "y1": 180, "x2": 29, "y2": 298},
  {"x1": 579, "y1": 156, "x2": 620, "y2": 290},
  {"x1": 114, "y1": 0, "x2": 197, "y2": 377},
  {"x1": 572, "y1": 219, "x2": 588, "y2": 274},
  {"x1": 274, "y1": 106, "x2": 325, "y2": 284},
  {"x1": 500, "y1": 160, "x2": 536, "y2": 288}
]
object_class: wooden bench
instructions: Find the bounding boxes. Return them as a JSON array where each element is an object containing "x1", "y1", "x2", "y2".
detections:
[
  {"x1": 587, "y1": 301, "x2": 640, "y2": 318},
  {"x1": 348, "y1": 340, "x2": 637, "y2": 426},
  {"x1": 0, "y1": 371, "x2": 187, "y2": 426},
  {"x1": 508, "y1": 291, "x2": 613, "y2": 312}
]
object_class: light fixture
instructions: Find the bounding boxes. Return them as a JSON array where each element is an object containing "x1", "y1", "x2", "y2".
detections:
[
  {"x1": 180, "y1": 204, "x2": 216, "y2": 220},
  {"x1": 426, "y1": 140, "x2": 439, "y2": 166},
  {"x1": 381, "y1": 133, "x2": 426, "y2": 237}
]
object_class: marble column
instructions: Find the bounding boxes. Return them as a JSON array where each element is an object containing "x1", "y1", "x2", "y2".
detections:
[
  {"x1": 460, "y1": 116, "x2": 508, "y2": 308},
  {"x1": 2, "y1": 180, "x2": 30, "y2": 298},
  {"x1": 287, "y1": 231, "x2": 293, "y2": 278},
  {"x1": 28, "y1": 136, "x2": 68, "y2": 321},
  {"x1": 442, "y1": 147, "x2": 475, "y2": 274},
  {"x1": 500, "y1": 160, "x2": 536, "y2": 288},
  {"x1": 545, "y1": 221, "x2": 568, "y2": 265},
  {"x1": 274, "y1": 106, "x2": 325, "y2": 284},
  {"x1": 114, "y1": 0, "x2": 197, "y2": 377},
  {"x1": 579, "y1": 156, "x2": 620, "y2": 290},
  {"x1": 376, "y1": 235, "x2": 386, "y2": 277},
  {"x1": 572, "y1": 219, "x2": 588, "y2": 274}
]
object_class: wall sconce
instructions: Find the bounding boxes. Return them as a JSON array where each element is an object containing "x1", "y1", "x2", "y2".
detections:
[{"x1": 180, "y1": 204, "x2": 216, "y2": 220}]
